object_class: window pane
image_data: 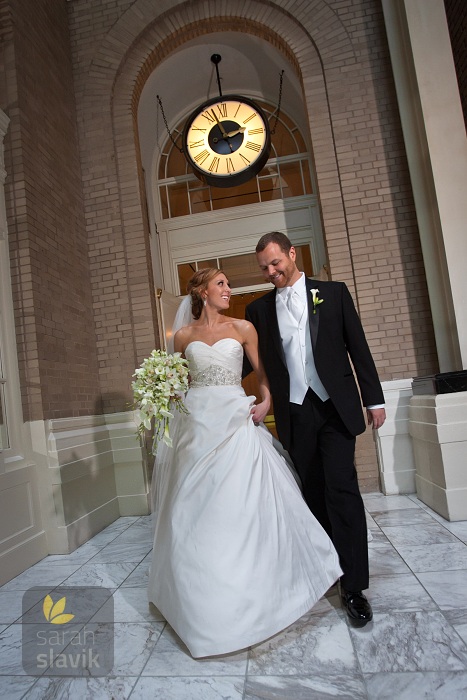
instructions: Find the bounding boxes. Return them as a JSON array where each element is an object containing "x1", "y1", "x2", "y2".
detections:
[
  {"x1": 295, "y1": 245, "x2": 313, "y2": 276},
  {"x1": 293, "y1": 127, "x2": 307, "y2": 153},
  {"x1": 158, "y1": 153, "x2": 169, "y2": 179},
  {"x1": 177, "y1": 263, "x2": 197, "y2": 294},
  {"x1": 166, "y1": 140, "x2": 186, "y2": 177},
  {"x1": 188, "y1": 183, "x2": 211, "y2": 214},
  {"x1": 271, "y1": 120, "x2": 298, "y2": 157},
  {"x1": 211, "y1": 180, "x2": 259, "y2": 210},
  {"x1": 177, "y1": 260, "x2": 220, "y2": 294},
  {"x1": 167, "y1": 182, "x2": 190, "y2": 217},
  {"x1": 197, "y1": 259, "x2": 218, "y2": 270},
  {"x1": 220, "y1": 253, "x2": 265, "y2": 288},
  {"x1": 258, "y1": 175, "x2": 282, "y2": 202},
  {"x1": 279, "y1": 162, "x2": 304, "y2": 198},
  {"x1": 159, "y1": 185, "x2": 169, "y2": 219},
  {"x1": 278, "y1": 110, "x2": 295, "y2": 130}
]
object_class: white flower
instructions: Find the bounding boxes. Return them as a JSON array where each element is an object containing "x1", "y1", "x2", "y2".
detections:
[
  {"x1": 310, "y1": 288, "x2": 324, "y2": 314},
  {"x1": 131, "y1": 349, "x2": 189, "y2": 452}
]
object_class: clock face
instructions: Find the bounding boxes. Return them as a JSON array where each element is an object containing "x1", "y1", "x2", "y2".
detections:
[{"x1": 182, "y1": 95, "x2": 271, "y2": 188}]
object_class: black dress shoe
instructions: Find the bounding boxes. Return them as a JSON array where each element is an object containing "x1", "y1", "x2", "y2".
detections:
[{"x1": 341, "y1": 590, "x2": 373, "y2": 627}]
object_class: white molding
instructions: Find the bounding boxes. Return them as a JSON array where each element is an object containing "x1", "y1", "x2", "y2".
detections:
[
  {"x1": 29, "y1": 412, "x2": 148, "y2": 554},
  {"x1": 156, "y1": 196, "x2": 326, "y2": 294}
]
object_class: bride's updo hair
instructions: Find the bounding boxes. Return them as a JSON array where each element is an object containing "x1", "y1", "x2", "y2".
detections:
[{"x1": 187, "y1": 267, "x2": 223, "y2": 320}]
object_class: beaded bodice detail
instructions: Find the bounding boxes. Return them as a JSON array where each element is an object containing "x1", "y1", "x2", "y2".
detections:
[
  {"x1": 185, "y1": 339, "x2": 243, "y2": 388},
  {"x1": 190, "y1": 365, "x2": 240, "y2": 388}
]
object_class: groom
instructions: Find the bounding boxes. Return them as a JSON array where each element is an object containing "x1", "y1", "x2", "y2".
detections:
[{"x1": 245, "y1": 231, "x2": 386, "y2": 627}]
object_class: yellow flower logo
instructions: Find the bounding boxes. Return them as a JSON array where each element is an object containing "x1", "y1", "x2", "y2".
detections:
[{"x1": 42, "y1": 594, "x2": 75, "y2": 625}]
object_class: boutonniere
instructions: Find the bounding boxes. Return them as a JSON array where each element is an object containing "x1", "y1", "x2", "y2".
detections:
[{"x1": 310, "y1": 288, "x2": 324, "y2": 314}]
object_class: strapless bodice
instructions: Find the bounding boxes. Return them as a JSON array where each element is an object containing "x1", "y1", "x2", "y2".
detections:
[{"x1": 185, "y1": 338, "x2": 243, "y2": 387}]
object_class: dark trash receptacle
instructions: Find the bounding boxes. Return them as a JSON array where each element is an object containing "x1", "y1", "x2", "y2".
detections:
[{"x1": 412, "y1": 370, "x2": 467, "y2": 395}]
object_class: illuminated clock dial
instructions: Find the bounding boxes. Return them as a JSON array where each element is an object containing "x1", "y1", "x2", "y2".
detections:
[{"x1": 182, "y1": 95, "x2": 271, "y2": 188}]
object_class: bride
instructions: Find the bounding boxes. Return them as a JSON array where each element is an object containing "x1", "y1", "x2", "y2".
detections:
[{"x1": 147, "y1": 268, "x2": 342, "y2": 658}]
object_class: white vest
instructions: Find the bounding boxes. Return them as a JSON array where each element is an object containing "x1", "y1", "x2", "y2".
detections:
[{"x1": 276, "y1": 289, "x2": 329, "y2": 404}]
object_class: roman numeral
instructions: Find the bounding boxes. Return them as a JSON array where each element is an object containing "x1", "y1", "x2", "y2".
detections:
[
  {"x1": 202, "y1": 111, "x2": 215, "y2": 123},
  {"x1": 191, "y1": 125, "x2": 207, "y2": 133},
  {"x1": 194, "y1": 149, "x2": 210, "y2": 164},
  {"x1": 216, "y1": 103, "x2": 228, "y2": 118},
  {"x1": 208, "y1": 156, "x2": 220, "y2": 173},
  {"x1": 243, "y1": 113, "x2": 256, "y2": 124},
  {"x1": 239, "y1": 153, "x2": 250, "y2": 166},
  {"x1": 189, "y1": 139, "x2": 204, "y2": 149},
  {"x1": 226, "y1": 158, "x2": 235, "y2": 173},
  {"x1": 245, "y1": 141, "x2": 261, "y2": 152},
  {"x1": 248, "y1": 128, "x2": 264, "y2": 135}
]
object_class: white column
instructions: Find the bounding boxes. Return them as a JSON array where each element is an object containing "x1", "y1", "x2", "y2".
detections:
[
  {"x1": 382, "y1": 0, "x2": 467, "y2": 371},
  {"x1": 375, "y1": 379, "x2": 416, "y2": 494}
]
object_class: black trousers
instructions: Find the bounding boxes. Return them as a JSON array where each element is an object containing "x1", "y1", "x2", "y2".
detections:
[{"x1": 288, "y1": 389, "x2": 369, "y2": 592}]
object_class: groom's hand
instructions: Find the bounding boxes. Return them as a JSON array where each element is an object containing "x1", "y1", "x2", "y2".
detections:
[{"x1": 366, "y1": 408, "x2": 386, "y2": 430}]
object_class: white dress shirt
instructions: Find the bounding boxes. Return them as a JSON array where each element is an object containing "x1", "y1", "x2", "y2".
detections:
[{"x1": 276, "y1": 273, "x2": 329, "y2": 404}]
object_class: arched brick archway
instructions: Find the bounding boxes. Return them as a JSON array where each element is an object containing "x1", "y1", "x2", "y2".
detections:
[
  {"x1": 68, "y1": 0, "x2": 434, "y2": 489},
  {"x1": 74, "y1": 1, "x2": 358, "y2": 401},
  {"x1": 108, "y1": 2, "x2": 359, "y2": 298}
]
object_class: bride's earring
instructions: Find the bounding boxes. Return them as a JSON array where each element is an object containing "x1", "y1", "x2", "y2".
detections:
[{"x1": 203, "y1": 298, "x2": 207, "y2": 307}]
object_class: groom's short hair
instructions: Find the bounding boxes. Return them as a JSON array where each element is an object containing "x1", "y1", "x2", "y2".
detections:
[{"x1": 256, "y1": 231, "x2": 292, "y2": 254}]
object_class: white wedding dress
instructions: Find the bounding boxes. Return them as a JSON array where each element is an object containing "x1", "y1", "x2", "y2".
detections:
[{"x1": 147, "y1": 338, "x2": 342, "y2": 658}]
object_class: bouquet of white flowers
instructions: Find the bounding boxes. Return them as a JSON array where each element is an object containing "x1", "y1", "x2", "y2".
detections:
[{"x1": 132, "y1": 349, "x2": 189, "y2": 451}]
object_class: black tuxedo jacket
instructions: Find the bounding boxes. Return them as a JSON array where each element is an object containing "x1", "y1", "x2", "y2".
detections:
[{"x1": 245, "y1": 278, "x2": 384, "y2": 451}]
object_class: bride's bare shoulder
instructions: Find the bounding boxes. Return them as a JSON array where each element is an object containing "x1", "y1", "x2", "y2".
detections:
[
  {"x1": 228, "y1": 317, "x2": 255, "y2": 337},
  {"x1": 174, "y1": 325, "x2": 190, "y2": 340},
  {"x1": 174, "y1": 323, "x2": 197, "y2": 349},
  {"x1": 228, "y1": 317, "x2": 253, "y2": 329}
]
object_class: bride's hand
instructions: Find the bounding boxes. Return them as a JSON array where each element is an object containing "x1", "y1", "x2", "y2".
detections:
[{"x1": 250, "y1": 397, "x2": 270, "y2": 425}]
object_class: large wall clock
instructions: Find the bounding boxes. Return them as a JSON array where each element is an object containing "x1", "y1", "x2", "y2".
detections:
[{"x1": 182, "y1": 94, "x2": 271, "y2": 188}]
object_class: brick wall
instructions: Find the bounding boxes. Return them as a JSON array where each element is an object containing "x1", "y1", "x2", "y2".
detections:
[
  {"x1": 327, "y1": 1, "x2": 438, "y2": 488},
  {"x1": 67, "y1": 0, "x2": 159, "y2": 416},
  {"x1": 313, "y1": 0, "x2": 437, "y2": 382},
  {"x1": 1, "y1": 0, "x2": 100, "y2": 421}
]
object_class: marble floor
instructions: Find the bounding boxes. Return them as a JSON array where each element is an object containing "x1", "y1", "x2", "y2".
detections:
[{"x1": 1, "y1": 493, "x2": 467, "y2": 699}]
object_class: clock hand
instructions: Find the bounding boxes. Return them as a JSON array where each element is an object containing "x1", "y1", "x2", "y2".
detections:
[
  {"x1": 224, "y1": 127, "x2": 246, "y2": 138},
  {"x1": 211, "y1": 109, "x2": 228, "y2": 138}
]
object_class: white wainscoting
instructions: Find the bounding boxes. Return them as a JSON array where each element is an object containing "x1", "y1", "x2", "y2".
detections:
[{"x1": 29, "y1": 411, "x2": 148, "y2": 555}]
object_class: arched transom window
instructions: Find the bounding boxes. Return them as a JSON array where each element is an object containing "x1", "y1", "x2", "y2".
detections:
[{"x1": 157, "y1": 99, "x2": 314, "y2": 219}]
